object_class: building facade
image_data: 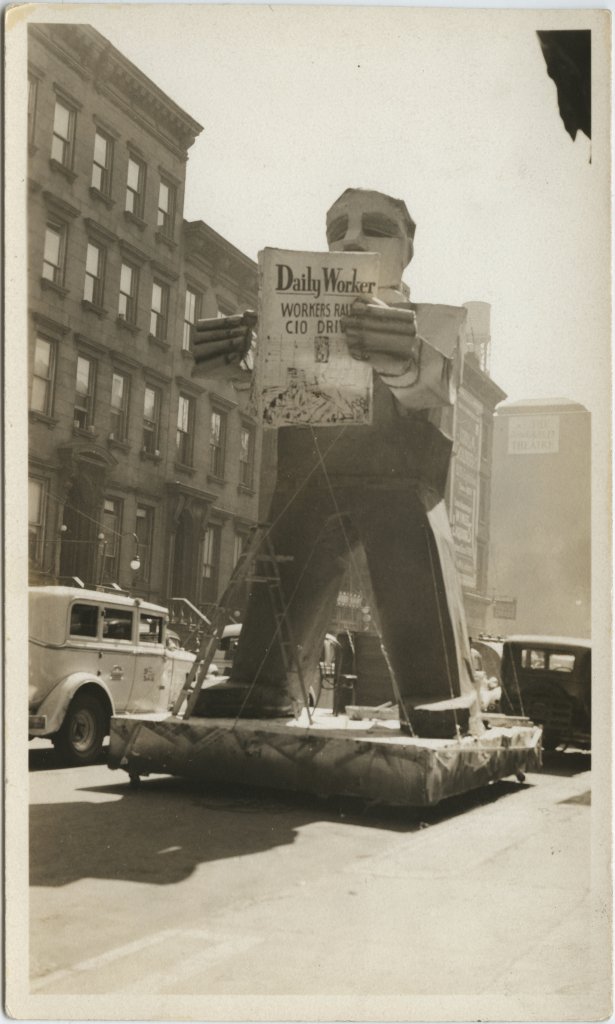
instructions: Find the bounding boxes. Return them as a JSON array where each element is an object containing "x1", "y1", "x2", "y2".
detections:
[
  {"x1": 447, "y1": 302, "x2": 507, "y2": 636},
  {"x1": 485, "y1": 397, "x2": 591, "y2": 638},
  {"x1": 28, "y1": 25, "x2": 261, "y2": 619}
]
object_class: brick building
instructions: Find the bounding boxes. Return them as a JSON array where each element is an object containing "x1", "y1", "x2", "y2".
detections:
[{"x1": 27, "y1": 24, "x2": 261, "y2": 617}]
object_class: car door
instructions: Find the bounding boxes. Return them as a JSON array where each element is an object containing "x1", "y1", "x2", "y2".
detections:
[
  {"x1": 97, "y1": 604, "x2": 137, "y2": 712},
  {"x1": 128, "y1": 611, "x2": 169, "y2": 713}
]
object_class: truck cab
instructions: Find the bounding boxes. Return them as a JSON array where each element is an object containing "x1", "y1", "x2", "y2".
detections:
[{"x1": 29, "y1": 587, "x2": 195, "y2": 764}]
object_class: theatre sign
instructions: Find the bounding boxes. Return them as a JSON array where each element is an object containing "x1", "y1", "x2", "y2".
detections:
[{"x1": 507, "y1": 414, "x2": 560, "y2": 454}]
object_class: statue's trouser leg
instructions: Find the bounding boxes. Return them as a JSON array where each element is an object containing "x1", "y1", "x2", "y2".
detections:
[
  {"x1": 196, "y1": 485, "x2": 349, "y2": 717},
  {"x1": 352, "y1": 484, "x2": 477, "y2": 726}
]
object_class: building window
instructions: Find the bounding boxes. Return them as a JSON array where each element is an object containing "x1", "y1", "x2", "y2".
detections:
[
  {"x1": 233, "y1": 532, "x2": 246, "y2": 568},
  {"x1": 150, "y1": 280, "x2": 169, "y2": 340},
  {"x1": 91, "y1": 130, "x2": 113, "y2": 194},
  {"x1": 118, "y1": 262, "x2": 138, "y2": 323},
  {"x1": 176, "y1": 394, "x2": 194, "y2": 465},
  {"x1": 135, "y1": 505, "x2": 154, "y2": 583},
  {"x1": 83, "y1": 241, "x2": 106, "y2": 306},
  {"x1": 30, "y1": 336, "x2": 56, "y2": 416},
  {"x1": 209, "y1": 409, "x2": 227, "y2": 478},
  {"x1": 101, "y1": 497, "x2": 122, "y2": 583},
  {"x1": 28, "y1": 74, "x2": 38, "y2": 145},
  {"x1": 200, "y1": 524, "x2": 221, "y2": 604},
  {"x1": 125, "y1": 156, "x2": 146, "y2": 218},
  {"x1": 239, "y1": 424, "x2": 255, "y2": 488},
  {"x1": 28, "y1": 477, "x2": 47, "y2": 565},
  {"x1": 74, "y1": 354, "x2": 96, "y2": 430},
  {"x1": 157, "y1": 179, "x2": 176, "y2": 236},
  {"x1": 110, "y1": 371, "x2": 130, "y2": 441},
  {"x1": 142, "y1": 385, "x2": 161, "y2": 454},
  {"x1": 51, "y1": 99, "x2": 75, "y2": 167},
  {"x1": 183, "y1": 288, "x2": 199, "y2": 350},
  {"x1": 42, "y1": 222, "x2": 66, "y2": 285}
]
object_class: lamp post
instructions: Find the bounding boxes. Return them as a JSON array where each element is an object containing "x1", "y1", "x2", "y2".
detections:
[{"x1": 97, "y1": 532, "x2": 107, "y2": 587}]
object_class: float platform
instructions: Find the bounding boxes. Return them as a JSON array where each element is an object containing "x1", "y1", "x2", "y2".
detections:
[{"x1": 108, "y1": 709, "x2": 542, "y2": 807}]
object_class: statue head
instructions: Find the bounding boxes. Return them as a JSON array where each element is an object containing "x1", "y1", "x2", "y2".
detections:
[{"x1": 326, "y1": 188, "x2": 416, "y2": 291}]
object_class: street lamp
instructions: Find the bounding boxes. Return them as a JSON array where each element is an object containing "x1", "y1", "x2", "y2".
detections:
[{"x1": 128, "y1": 533, "x2": 141, "y2": 572}]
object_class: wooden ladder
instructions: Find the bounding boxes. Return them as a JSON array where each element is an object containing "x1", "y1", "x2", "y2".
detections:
[{"x1": 171, "y1": 525, "x2": 312, "y2": 721}]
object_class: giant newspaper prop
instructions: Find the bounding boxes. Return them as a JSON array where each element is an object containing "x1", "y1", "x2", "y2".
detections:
[{"x1": 256, "y1": 248, "x2": 380, "y2": 427}]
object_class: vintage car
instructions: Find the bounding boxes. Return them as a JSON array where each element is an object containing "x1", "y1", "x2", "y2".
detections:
[
  {"x1": 29, "y1": 587, "x2": 195, "y2": 764},
  {"x1": 500, "y1": 635, "x2": 591, "y2": 749}
]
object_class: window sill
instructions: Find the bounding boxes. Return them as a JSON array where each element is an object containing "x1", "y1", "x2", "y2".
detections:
[
  {"x1": 148, "y1": 333, "x2": 170, "y2": 350},
  {"x1": 107, "y1": 436, "x2": 131, "y2": 452},
  {"x1": 124, "y1": 210, "x2": 146, "y2": 231},
  {"x1": 180, "y1": 347, "x2": 193, "y2": 359},
  {"x1": 81, "y1": 299, "x2": 108, "y2": 319},
  {"x1": 237, "y1": 483, "x2": 255, "y2": 496},
  {"x1": 29, "y1": 410, "x2": 58, "y2": 429},
  {"x1": 174, "y1": 461, "x2": 196, "y2": 476},
  {"x1": 49, "y1": 158, "x2": 77, "y2": 183},
  {"x1": 155, "y1": 230, "x2": 177, "y2": 251},
  {"x1": 89, "y1": 186, "x2": 115, "y2": 209},
  {"x1": 207, "y1": 473, "x2": 226, "y2": 485},
  {"x1": 116, "y1": 316, "x2": 140, "y2": 335},
  {"x1": 40, "y1": 277, "x2": 68, "y2": 298},
  {"x1": 140, "y1": 449, "x2": 162, "y2": 463},
  {"x1": 73, "y1": 425, "x2": 99, "y2": 440}
]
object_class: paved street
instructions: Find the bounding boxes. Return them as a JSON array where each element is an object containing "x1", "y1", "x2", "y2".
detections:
[{"x1": 27, "y1": 739, "x2": 605, "y2": 1019}]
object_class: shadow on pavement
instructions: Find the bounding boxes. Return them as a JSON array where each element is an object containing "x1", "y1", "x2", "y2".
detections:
[
  {"x1": 540, "y1": 749, "x2": 591, "y2": 777},
  {"x1": 29, "y1": 745, "x2": 109, "y2": 772},
  {"x1": 30, "y1": 772, "x2": 530, "y2": 889}
]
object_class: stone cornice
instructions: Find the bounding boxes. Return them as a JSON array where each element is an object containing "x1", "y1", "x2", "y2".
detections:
[
  {"x1": 31, "y1": 25, "x2": 203, "y2": 156},
  {"x1": 175, "y1": 375, "x2": 206, "y2": 396},
  {"x1": 119, "y1": 238, "x2": 150, "y2": 266},
  {"x1": 42, "y1": 191, "x2": 80, "y2": 220},
  {"x1": 31, "y1": 310, "x2": 70, "y2": 336},
  {"x1": 150, "y1": 258, "x2": 180, "y2": 283},
  {"x1": 84, "y1": 217, "x2": 118, "y2": 246}
]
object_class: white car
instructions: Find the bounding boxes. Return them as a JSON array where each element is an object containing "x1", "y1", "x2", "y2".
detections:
[{"x1": 29, "y1": 587, "x2": 195, "y2": 764}]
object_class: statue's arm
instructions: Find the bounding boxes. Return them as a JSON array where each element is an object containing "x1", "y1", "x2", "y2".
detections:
[
  {"x1": 192, "y1": 311, "x2": 257, "y2": 380},
  {"x1": 341, "y1": 299, "x2": 461, "y2": 411}
]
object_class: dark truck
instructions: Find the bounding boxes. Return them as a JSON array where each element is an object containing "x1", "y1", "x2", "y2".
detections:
[{"x1": 500, "y1": 635, "x2": 591, "y2": 750}]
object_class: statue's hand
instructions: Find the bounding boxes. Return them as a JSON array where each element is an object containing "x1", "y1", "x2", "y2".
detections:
[
  {"x1": 340, "y1": 298, "x2": 420, "y2": 378},
  {"x1": 193, "y1": 311, "x2": 257, "y2": 376}
]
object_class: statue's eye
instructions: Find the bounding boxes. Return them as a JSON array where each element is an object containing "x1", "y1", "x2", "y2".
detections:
[
  {"x1": 327, "y1": 216, "x2": 348, "y2": 243},
  {"x1": 362, "y1": 214, "x2": 399, "y2": 238}
]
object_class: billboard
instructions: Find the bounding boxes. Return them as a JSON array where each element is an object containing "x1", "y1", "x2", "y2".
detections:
[{"x1": 257, "y1": 248, "x2": 380, "y2": 427}]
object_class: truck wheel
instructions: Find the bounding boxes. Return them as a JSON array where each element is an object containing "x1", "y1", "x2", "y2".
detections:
[{"x1": 53, "y1": 693, "x2": 108, "y2": 766}]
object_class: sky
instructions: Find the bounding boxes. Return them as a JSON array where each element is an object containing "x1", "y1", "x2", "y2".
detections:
[{"x1": 17, "y1": 5, "x2": 612, "y2": 414}]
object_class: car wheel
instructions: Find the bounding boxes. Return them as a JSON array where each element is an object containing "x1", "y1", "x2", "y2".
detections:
[{"x1": 53, "y1": 692, "x2": 108, "y2": 766}]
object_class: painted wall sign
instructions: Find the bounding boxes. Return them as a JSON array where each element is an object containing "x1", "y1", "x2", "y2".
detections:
[
  {"x1": 508, "y1": 415, "x2": 560, "y2": 454},
  {"x1": 451, "y1": 389, "x2": 483, "y2": 589},
  {"x1": 257, "y1": 248, "x2": 380, "y2": 427}
]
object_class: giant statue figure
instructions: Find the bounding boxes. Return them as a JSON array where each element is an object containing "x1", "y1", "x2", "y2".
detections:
[{"x1": 193, "y1": 188, "x2": 480, "y2": 736}]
